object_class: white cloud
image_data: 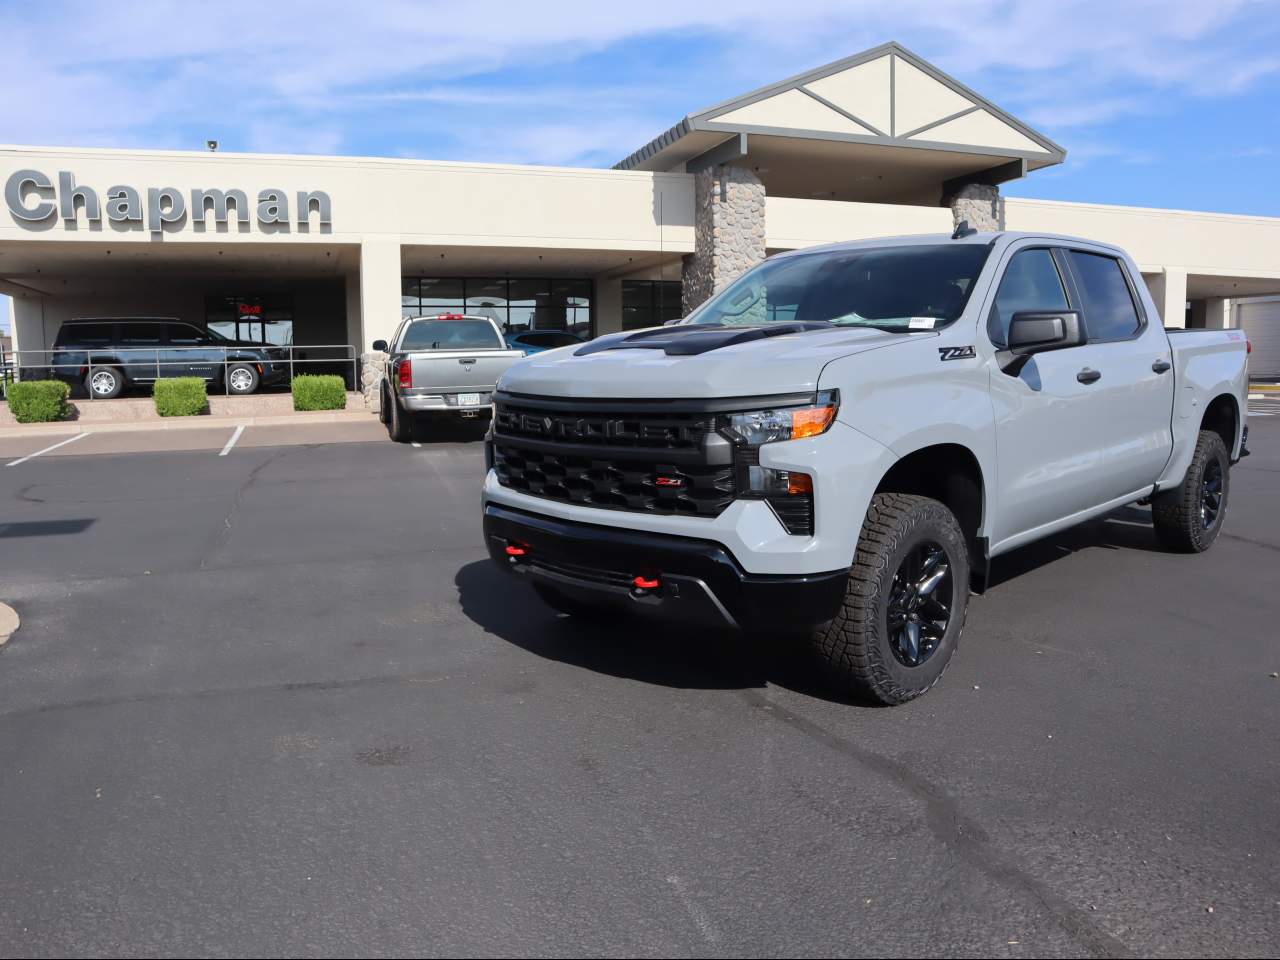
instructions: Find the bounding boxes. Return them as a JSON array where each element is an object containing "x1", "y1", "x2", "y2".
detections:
[{"x1": 0, "y1": 0, "x2": 1276, "y2": 165}]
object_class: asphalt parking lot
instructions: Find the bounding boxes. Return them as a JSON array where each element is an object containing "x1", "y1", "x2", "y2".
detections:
[{"x1": 0, "y1": 413, "x2": 1277, "y2": 958}]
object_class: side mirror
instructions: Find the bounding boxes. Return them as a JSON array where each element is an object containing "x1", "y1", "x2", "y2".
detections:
[
  {"x1": 371, "y1": 339, "x2": 388, "y2": 352},
  {"x1": 1000, "y1": 310, "x2": 1084, "y2": 374}
]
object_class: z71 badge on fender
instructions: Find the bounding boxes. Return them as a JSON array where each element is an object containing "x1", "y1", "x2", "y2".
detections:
[{"x1": 938, "y1": 346, "x2": 976, "y2": 361}]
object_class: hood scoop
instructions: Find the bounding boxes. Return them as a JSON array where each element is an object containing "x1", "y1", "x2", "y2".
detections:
[{"x1": 574, "y1": 322, "x2": 832, "y2": 357}]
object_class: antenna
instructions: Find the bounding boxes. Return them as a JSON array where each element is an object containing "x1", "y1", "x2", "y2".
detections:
[{"x1": 952, "y1": 219, "x2": 977, "y2": 240}]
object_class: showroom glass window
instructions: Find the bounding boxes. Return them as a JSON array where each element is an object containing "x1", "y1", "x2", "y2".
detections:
[
  {"x1": 401, "y1": 278, "x2": 592, "y2": 336},
  {"x1": 622, "y1": 280, "x2": 683, "y2": 330},
  {"x1": 206, "y1": 296, "x2": 294, "y2": 345},
  {"x1": 1068, "y1": 251, "x2": 1143, "y2": 341}
]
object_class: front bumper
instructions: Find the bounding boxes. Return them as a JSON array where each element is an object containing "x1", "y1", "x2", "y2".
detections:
[{"x1": 484, "y1": 502, "x2": 847, "y2": 631}]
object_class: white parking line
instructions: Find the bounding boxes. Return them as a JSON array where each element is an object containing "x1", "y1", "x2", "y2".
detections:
[
  {"x1": 218, "y1": 425, "x2": 245, "y2": 457},
  {"x1": 5, "y1": 431, "x2": 90, "y2": 466}
]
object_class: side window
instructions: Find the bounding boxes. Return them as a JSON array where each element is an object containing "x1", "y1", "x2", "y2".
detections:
[
  {"x1": 58, "y1": 323, "x2": 113, "y2": 346},
  {"x1": 165, "y1": 323, "x2": 205, "y2": 345},
  {"x1": 1068, "y1": 251, "x2": 1142, "y2": 340},
  {"x1": 119, "y1": 323, "x2": 162, "y2": 345},
  {"x1": 988, "y1": 249, "x2": 1070, "y2": 346}
]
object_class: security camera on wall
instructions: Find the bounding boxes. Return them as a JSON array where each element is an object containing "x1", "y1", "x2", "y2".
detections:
[{"x1": 206, "y1": 140, "x2": 218, "y2": 152}]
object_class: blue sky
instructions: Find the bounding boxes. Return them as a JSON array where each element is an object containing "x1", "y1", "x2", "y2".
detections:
[{"x1": 2, "y1": 0, "x2": 1279, "y2": 332}]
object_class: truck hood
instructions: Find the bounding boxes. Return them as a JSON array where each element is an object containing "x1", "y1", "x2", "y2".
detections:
[{"x1": 497, "y1": 325, "x2": 916, "y2": 399}]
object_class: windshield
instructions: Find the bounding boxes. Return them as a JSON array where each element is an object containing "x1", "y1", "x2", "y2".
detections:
[
  {"x1": 401, "y1": 318, "x2": 502, "y2": 351},
  {"x1": 685, "y1": 243, "x2": 991, "y2": 331}
]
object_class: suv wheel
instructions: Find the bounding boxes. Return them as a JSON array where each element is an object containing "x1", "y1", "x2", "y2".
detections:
[
  {"x1": 86, "y1": 366, "x2": 124, "y2": 400},
  {"x1": 810, "y1": 493, "x2": 970, "y2": 705},
  {"x1": 225, "y1": 363, "x2": 259, "y2": 395},
  {"x1": 1152, "y1": 429, "x2": 1230, "y2": 553}
]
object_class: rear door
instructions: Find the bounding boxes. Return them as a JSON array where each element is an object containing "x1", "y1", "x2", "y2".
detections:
[
  {"x1": 117, "y1": 322, "x2": 162, "y2": 382},
  {"x1": 1060, "y1": 248, "x2": 1175, "y2": 498}
]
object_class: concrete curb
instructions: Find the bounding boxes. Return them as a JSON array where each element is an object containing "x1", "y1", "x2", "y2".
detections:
[
  {"x1": 0, "y1": 603, "x2": 18, "y2": 647},
  {"x1": 0, "y1": 409, "x2": 376, "y2": 439}
]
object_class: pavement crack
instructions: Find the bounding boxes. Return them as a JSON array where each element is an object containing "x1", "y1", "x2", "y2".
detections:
[
  {"x1": 197, "y1": 446, "x2": 295, "y2": 569},
  {"x1": 739, "y1": 689, "x2": 1132, "y2": 959}
]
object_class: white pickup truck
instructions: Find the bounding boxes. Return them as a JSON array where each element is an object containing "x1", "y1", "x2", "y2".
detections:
[
  {"x1": 482, "y1": 231, "x2": 1250, "y2": 704},
  {"x1": 375, "y1": 314, "x2": 524, "y2": 442}
]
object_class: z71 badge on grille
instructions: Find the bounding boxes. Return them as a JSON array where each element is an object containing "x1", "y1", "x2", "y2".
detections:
[{"x1": 939, "y1": 346, "x2": 976, "y2": 361}]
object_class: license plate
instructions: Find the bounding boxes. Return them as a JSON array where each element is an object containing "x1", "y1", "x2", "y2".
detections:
[{"x1": 457, "y1": 392, "x2": 482, "y2": 407}]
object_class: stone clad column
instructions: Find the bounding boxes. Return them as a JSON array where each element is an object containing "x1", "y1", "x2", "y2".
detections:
[
  {"x1": 681, "y1": 165, "x2": 766, "y2": 315},
  {"x1": 948, "y1": 182, "x2": 1005, "y2": 232}
]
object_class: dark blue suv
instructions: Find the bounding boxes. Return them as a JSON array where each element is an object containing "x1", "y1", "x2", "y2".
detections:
[{"x1": 47, "y1": 318, "x2": 289, "y2": 398}]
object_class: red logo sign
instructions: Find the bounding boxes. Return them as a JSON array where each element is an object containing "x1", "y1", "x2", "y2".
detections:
[
  {"x1": 238, "y1": 303, "x2": 263, "y2": 316},
  {"x1": 654, "y1": 476, "x2": 684, "y2": 487}
]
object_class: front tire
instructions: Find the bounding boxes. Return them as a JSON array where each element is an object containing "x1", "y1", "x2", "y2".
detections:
[
  {"x1": 810, "y1": 493, "x2": 970, "y2": 705},
  {"x1": 225, "y1": 363, "x2": 260, "y2": 395},
  {"x1": 1152, "y1": 430, "x2": 1230, "y2": 553}
]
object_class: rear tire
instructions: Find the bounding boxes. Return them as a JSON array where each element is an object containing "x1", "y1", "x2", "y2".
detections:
[
  {"x1": 386, "y1": 393, "x2": 412, "y2": 442},
  {"x1": 810, "y1": 493, "x2": 969, "y2": 705},
  {"x1": 1152, "y1": 430, "x2": 1229, "y2": 553},
  {"x1": 85, "y1": 366, "x2": 124, "y2": 400}
]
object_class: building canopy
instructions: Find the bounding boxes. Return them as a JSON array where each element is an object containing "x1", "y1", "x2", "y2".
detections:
[{"x1": 616, "y1": 42, "x2": 1066, "y2": 205}]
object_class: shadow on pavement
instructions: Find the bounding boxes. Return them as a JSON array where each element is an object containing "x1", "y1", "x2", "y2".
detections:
[
  {"x1": 0, "y1": 518, "x2": 96, "y2": 538},
  {"x1": 987, "y1": 504, "x2": 1167, "y2": 589},
  {"x1": 454, "y1": 559, "x2": 873, "y2": 706}
]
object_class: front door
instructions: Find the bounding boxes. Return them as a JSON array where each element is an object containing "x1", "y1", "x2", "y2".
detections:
[
  {"x1": 986, "y1": 245, "x2": 1117, "y2": 546},
  {"x1": 163, "y1": 322, "x2": 220, "y2": 380}
]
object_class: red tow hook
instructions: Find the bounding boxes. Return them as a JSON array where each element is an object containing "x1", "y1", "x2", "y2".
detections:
[
  {"x1": 632, "y1": 573, "x2": 661, "y2": 592},
  {"x1": 505, "y1": 542, "x2": 529, "y2": 562}
]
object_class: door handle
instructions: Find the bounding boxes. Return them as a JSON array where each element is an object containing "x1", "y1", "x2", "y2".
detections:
[
  {"x1": 1077, "y1": 368, "x2": 1102, "y2": 384},
  {"x1": 1152, "y1": 359, "x2": 1172, "y2": 374}
]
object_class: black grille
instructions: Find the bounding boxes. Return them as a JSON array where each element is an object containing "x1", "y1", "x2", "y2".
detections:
[
  {"x1": 493, "y1": 443, "x2": 734, "y2": 517},
  {"x1": 492, "y1": 395, "x2": 814, "y2": 532},
  {"x1": 494, "y1": 401, "x2": 714, "y2": 450}
]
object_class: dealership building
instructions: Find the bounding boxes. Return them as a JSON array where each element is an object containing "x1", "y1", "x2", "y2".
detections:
[{"x1": 3, "y1": 42, "x2": 1279, "y2": 389}]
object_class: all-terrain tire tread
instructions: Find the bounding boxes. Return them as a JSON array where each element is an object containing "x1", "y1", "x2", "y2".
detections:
[
  {"x1": 1151, "y1": 430, "x2": 1228, "y2": 553},
  {"x1": 812, "y1": 493, "x2": 969, "y2": 705}
]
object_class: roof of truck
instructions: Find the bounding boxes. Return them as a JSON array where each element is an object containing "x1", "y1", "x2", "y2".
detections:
[{"x1": 771, "y1": 230, "x2": 1129, "y2": 260}]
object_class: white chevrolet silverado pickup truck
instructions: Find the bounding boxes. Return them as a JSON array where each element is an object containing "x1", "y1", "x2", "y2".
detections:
[{"x1": 481, "y1": 231, "x2": 1250, "y2": 704}]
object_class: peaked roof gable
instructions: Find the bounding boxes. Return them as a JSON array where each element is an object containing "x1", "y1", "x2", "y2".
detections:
[{"x1": 616, "y1": 42, "x2": 1066, "y2": 171}]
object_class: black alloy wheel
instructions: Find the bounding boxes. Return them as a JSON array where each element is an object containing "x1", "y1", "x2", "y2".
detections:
[{"x1": 885, "y1": 540, "x2": 953, "y2": 668}]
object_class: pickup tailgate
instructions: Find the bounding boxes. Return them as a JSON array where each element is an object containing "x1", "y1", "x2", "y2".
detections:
[{"x1": 408, "y1": 349, "x2": 524, "y2": 392}]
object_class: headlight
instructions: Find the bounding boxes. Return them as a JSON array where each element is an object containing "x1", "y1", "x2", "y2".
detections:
[{"x1": 721, "y1": 390, "x2": 839, "y2": 445}]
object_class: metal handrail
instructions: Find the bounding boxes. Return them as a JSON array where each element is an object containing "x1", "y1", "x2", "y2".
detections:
[{"x1": 7, "y1": 344, "x2": 360, "y2": 399}]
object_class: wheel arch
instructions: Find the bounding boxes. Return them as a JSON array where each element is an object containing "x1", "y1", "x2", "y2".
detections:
[
  {"x1": 1201, "y1": 393, "x2": 1240, "y2": 456},
  {"x1": 873, "y1": 442, "x2": 989, "y2": 589}
]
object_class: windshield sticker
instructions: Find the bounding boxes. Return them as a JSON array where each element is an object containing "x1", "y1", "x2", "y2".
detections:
[{"x1": 908, "y1": 316, "x2": 937, "y2": 330}]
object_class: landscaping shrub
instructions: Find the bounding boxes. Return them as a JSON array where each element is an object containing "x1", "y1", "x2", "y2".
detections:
[
  {"x1": 292, "y1": 374, "x2": 347, "y2": 411},
  {"x1": 7, "y1": 380, "x2": 71, "y2": 423},
  {"x1": 154, "y1": 377, "x2": 208, "y2": 417}
]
